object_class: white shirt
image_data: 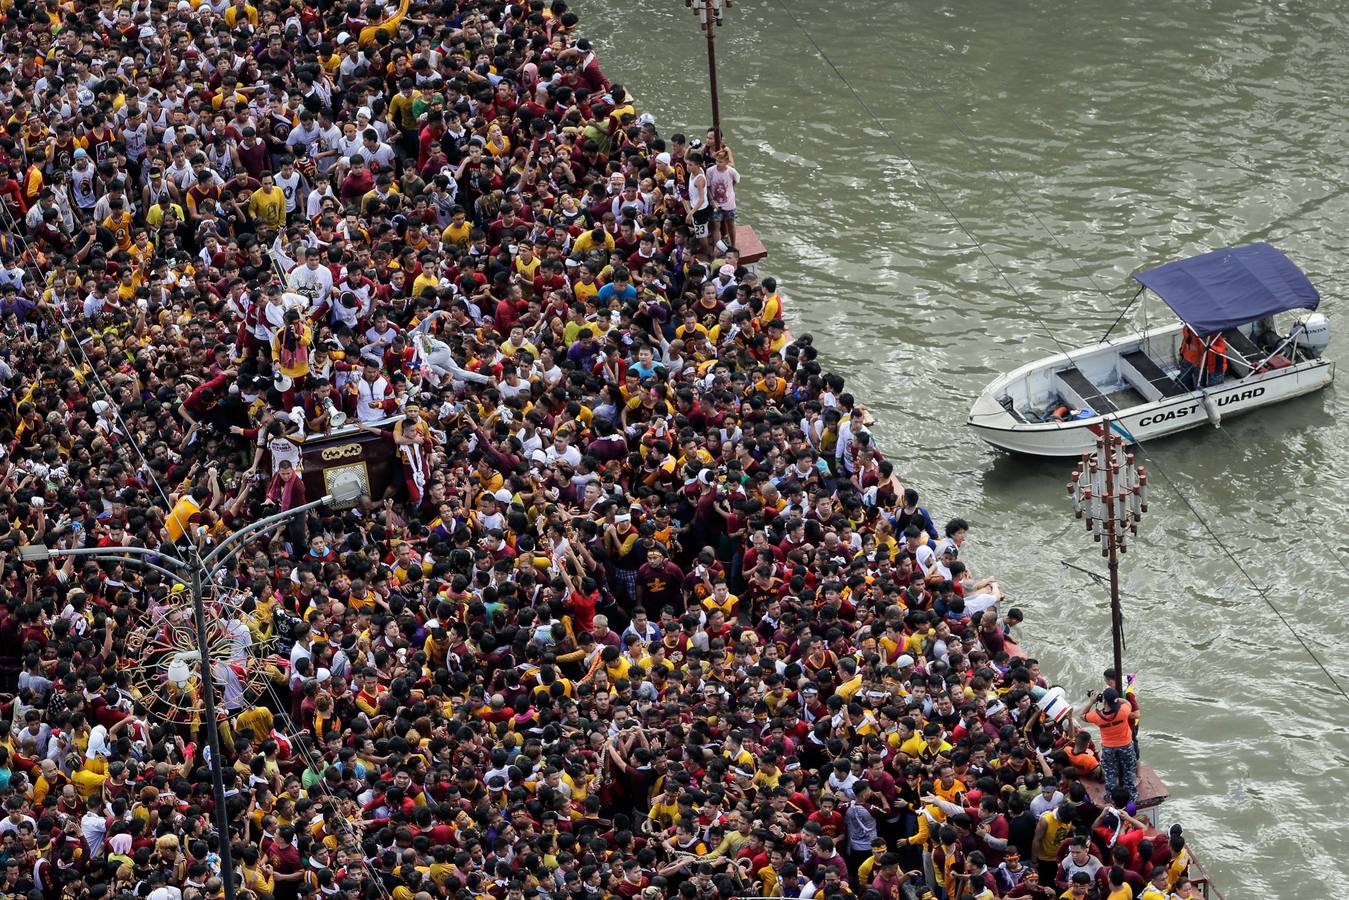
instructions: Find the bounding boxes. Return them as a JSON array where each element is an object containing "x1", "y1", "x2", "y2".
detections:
[
  {"x1": 274, "y1": 170, "x2": 307, "y2": 213},
  {"x1": 286, "y1": 123, "x2": 322, "y2": 157},
  {"x1": 306, "y1": 184, "x2": 336, "y2": 218},
  {"x1": 81, "y1": 810, "x2": 108, "y2": 857},
  {"x1": 0, "y1": 814, "x2": 34, "y2": 836},
  {"x1": 361, "y1": 141, "x2": 397, "y2": 169},
  {"x1": 255, "y1": 300, "x2": 288, "y2": 342},
  {"x1": 266, "y1": 435, "x2": 302, "y2": 472},
  {"x1": 1029, "y1": 790, "x2": 1064, "y2": 818},
  {"x1": 289, "y1": 639, "x2": 313, "y2": 670},
  {"x1": 355, "y1": 375, "x2": 391, "y2": 423},
  {"x1": 544, "y1": 443, "x2": 582, "y2": 467},
  {"x1": 288, "y1": 263, "x2": 333, "y2": 305}
]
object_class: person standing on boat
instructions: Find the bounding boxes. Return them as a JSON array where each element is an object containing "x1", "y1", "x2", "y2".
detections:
[
  {"x1": 706, "y1": 148, "x2": 740, "y2": 250},
  {"x1": 1177, "y1": 326, "x2": 1227, "y2": 390},
  {"x1": 1079, "y1": 688, "x2": 1137, "y2": 802},
  {"x1": 686, "y1": 151, "x2": 713, "y2": 256}
]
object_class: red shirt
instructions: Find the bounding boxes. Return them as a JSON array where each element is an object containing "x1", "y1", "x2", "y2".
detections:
[{"x1": 567, "y1": 590, "x2": 598, "y2": 634}]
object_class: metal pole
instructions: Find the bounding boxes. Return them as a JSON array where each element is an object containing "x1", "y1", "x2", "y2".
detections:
[
  {"x1": 190, "y1": 565, "x2": 237, "y2": 900},
  {"x1": 704, "y1": 1, "x2": 723, "y2": 151},
  {"x1": 1102, "y1": 428, "x2": 1125, "y2": 683},
  {"x1": 691, "y1": 0, "x2": 725, "y2": 151},
  {"x1": 200, "y1": 492, "x2": 339, "y2": 571}
]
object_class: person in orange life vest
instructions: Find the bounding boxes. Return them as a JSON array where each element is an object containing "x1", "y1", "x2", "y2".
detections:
[{"x1": 1177, "y1": 325, "x2": 1227, "y2": 390}]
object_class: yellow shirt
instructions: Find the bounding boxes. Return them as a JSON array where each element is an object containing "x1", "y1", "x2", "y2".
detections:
[
  {"x1": 1036, "y1": 809, "x2": 1074, "y2": 862},
  {"x1": 223, "y1": 4, "x2": 259, "y2": 27},
  {"x1": 412, "y1": 272, "x2": 440, "y2": 298},
  {"x1": 604, "y1": 656, "x2": 632, "y2": 682},
  {"x1": 358, "y1": 0, "x2": 410, "y2": 46},
  {"x1": 440, "y1": 220, "x2": 471, "y2": 247},
  {"x1": 761, "y1": 292, "x2": 784, "y2": 323},
  {"x1": 271, "y1": 324, "x2": 313, "y2": 378},
  {"x1": 836, "y1": 674, "x2": 864, "y2": 702},
  {"x1": 856, "y1": 854, "x2": 886, "y2": 887},
  {"x1": 388, "y1": 91, "x2": 420, "y2": 131},
  {"x1": 243, "y1": 863, "x2": 274, "y2": 896},
  {"x1": 573, "y1": 278, "x2": 599, "y2": 304},
  {"x1": 71, "y1": 767, "x2": 107, "y2": 800},
  {"x1": 514, "y1": 255, "x2": 541, "y2": 283},
  {"x1": 102, "y1": 211, "x2": 132, "y2": 251},
  {"x1": 572, "y1": 229, "x2": 615, "y2": 256},
  {"x1": 499, "y1": 338, "x2": 539, "y2": 358},
  {"x1": 146, "y1": 202, "x2": 185, "y2": 230},
  {"x1": 898, "y1": 733, "x2": 927, "y2": 758},
  {"x1": 934, "y1": 778, "x2": 966, "y2": 804},
  {"x1": 248, "y1": 187, "x2": 286, "y2": 229},
  {"x1": 752, "y1": 768, "x2": 781, "y2": 791},
  {"x1": 648, "y1": 798, "x2": 680, "y2": 828},
  {"x1": 701, "y1": 593, "x2": 740, "y2": 617}
]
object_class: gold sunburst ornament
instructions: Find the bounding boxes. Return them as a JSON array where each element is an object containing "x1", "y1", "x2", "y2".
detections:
[{"x1": 122, "y1": 583, "x2": 275, "y2": 724}]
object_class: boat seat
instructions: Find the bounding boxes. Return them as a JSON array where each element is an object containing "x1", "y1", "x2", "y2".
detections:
[
  {"x1": 1219, "y1": 328, "x2": 1257, "y2": 378},
  {"x1": 1121, "y1": 350, "x2": 1188, "y2": 398},
  {"x1": 1056, "y1": 367, "x2": 1117, "y2": 414},
  {"x1": 1222, "y1": 327, "x2": 1261, "y2": 361}
]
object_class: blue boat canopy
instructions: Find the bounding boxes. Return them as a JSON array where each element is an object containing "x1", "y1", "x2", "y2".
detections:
[{"x1": 1133, "y1": 242, "x2": 1319, "y2": 336}]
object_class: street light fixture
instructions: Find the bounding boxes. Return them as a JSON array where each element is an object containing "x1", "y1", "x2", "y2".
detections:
[
  {"x1": 16, "y1": 486, "x2": 361, "y2": 900},
  {"x1": 18, "y1": 545, "x2": 50, "y2": 562},
  {"x1": 1067, "y1": 420, "x2": 1148, "y2": 686}
]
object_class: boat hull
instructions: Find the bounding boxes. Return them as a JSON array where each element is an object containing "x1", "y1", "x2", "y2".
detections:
[{"x1": 969, "y1": 356, "x2": 1334, "y2": 457}]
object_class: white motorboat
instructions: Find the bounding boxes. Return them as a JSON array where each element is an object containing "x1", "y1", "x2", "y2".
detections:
[{"x1": 968, "y1": 243, "x2": 1335, "y2": 457}]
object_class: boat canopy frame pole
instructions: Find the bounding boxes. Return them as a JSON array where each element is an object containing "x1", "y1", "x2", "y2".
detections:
[{"x1": 1099, "y1": 284, "x2": 1147, "y2": 343}]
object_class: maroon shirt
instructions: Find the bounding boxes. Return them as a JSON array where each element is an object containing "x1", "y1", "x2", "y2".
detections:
[{"x1": 268, "y1": 840, "x2": 301, "y2": 875}]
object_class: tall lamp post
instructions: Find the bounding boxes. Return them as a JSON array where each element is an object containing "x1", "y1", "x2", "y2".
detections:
[
  {"x1": 685, "y1": 0, "x2": 731, "y2": 150},
  {"x1": 1067, "y1": 421, "x2": 1148, "y2": 683},
  {"x1": 20, "y1": 483, "x2": 361, "y2": 900}
]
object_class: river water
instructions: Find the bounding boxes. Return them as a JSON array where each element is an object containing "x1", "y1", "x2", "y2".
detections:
[{"x1": 585, "y1": 0, "x2": 1349, "y2": 893}]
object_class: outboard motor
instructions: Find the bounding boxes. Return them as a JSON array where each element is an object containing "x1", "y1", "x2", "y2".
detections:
[{"x1": 1291, "y1": 313, "x2": 1330, "y2": 358}]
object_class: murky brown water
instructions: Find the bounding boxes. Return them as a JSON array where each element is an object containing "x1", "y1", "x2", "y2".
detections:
[{"x1": 585, "y1": 0, "x2": 1349, "y2": 892}]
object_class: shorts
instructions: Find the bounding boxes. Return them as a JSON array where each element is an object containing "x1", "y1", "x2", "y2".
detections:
[
  {"x1": 713, "y1": 207, "x2": 737, "y2": 222},
  {"x1": 691, "y1": 205, "x2": 713, "y2": 238}
]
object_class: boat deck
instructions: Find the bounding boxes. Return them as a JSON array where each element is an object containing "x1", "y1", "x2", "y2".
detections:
[
  {"x1": 1105, "y1": 386, "x2": 1148, "y2": 410},
  {"x1": 1058, "y1": 366, "x2": 1118, "y2": 413},
  {"x1": 1082, "y1": 763, "x2": 1169, "y2": 809}
]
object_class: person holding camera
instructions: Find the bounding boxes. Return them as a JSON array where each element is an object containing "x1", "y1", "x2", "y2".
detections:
[{"x1": 1079, "y1": 687, "x2": 1137, "y2": 802}]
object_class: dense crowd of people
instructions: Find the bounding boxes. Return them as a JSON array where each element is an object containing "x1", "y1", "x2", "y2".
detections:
[{"x1": 0, "y1": 0, "x2": 1209, "y2": 899}]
